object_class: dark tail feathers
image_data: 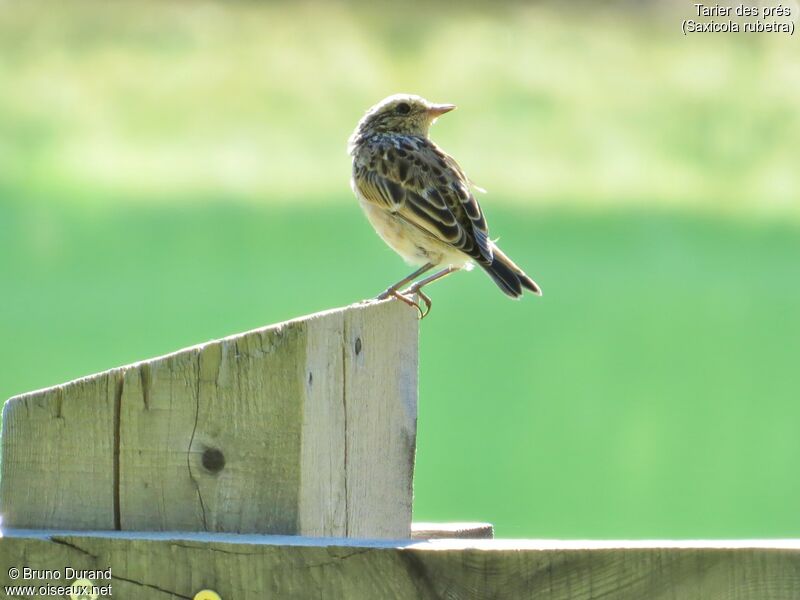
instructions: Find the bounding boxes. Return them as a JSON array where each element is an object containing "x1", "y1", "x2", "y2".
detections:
[{"x1": 481, "y1": 246, "x2": 542, "y2": 298}]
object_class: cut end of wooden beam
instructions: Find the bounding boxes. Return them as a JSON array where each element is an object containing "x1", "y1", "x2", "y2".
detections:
[
  {"x1": 1, "y1": 299, "x2": 419, "y2": 539},
  {"x1": 412, "y1": 522, "x2": 494, "y2": 540}
]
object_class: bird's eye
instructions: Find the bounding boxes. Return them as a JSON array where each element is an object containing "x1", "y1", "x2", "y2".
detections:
[{"x1": 395, "y1": 102, "x2": 411, "y2": 115}]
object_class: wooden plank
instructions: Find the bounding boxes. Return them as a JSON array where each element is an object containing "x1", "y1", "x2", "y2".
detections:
[
  {"x1": 0, "y1": 300, "x2": 418, "y2": 538},
  {"x1": 1, "y1": 531, "x2": 799, "y2": 599},
  {"x1": 341, "y1": 300, "x2": 418, "y2": 538},
  {"x1": 0, "y1": 371, "x2": 119, "y2": 530},
  {"x1": 296, "y1": 306, "x2": 348, "y2": 536},
  {"x1": 411, "y1": 522, "x2": 494, "y2": 539}
]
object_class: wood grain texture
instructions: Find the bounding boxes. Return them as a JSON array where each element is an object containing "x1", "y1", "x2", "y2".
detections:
[
  {"x1": 2, "y1": 531, "x2": 799, "y2": 600},
  {"x1": 340, "y1": 300, "x2": 418, "y2": 538},
  {"x1": 0, "y1": 371, "x2": 120, "y2": 530},
  {"x1": 0, "y1": 300, "x2": 418, "y2": 538}
]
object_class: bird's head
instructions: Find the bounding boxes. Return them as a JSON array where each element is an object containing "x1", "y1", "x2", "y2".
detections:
[{"x1": 349, "y1": 94, "x2": 455, "y2": 148}]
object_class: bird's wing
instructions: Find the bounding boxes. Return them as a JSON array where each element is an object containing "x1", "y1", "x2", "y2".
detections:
[{"x1": 353, "y1": 136, "x2": 493, "y2": 265}]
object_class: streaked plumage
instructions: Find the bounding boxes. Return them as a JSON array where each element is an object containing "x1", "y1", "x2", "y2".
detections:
[{"x1": 349, "y1": 94, "x2": 541, "y2": 314}]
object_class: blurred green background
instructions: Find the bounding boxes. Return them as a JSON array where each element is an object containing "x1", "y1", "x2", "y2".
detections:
[{"x1": 2, "y1": 1, "x2": 799, "y2": 538}]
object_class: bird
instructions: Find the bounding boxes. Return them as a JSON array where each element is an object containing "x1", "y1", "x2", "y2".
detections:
[{"x1": 348, "y1": 93, "x2": 541, "y2": 317}]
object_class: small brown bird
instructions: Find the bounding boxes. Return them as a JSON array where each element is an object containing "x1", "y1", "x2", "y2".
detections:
[{"x1": 349, "y1": 93, "x2": 541, "y2": 317}]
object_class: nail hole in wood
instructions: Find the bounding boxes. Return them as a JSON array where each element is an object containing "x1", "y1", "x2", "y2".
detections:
[
  {"x1": 355, "y1": 337, "x2": 362, "y2": 355},
  {"x1": 202, "y1": 448, "x2": 225, "y2": 473},
  {"x1": 308, "y1": 372, "x2": 313, "y2": 385}
]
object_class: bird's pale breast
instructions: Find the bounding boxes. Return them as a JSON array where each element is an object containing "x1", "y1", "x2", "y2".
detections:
[{"x1": 353, "y1": 181, "x2": 472, "y2": 269}]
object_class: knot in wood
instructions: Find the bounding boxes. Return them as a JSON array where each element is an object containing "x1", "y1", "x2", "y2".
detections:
[{"x1": 202, "y1": 447, "x2": 226, "y2": 473}]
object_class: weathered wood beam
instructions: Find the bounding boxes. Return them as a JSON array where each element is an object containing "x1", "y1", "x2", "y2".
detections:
[
  {"x1": 0, "y1": 300, "x2": 419, "y2": 538},
  {"x1": 1, "y1": 530, "x2": 798, "y2": 599}
]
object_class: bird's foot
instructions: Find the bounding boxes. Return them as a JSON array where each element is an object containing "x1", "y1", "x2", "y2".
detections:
[
  {"x1": 377, "y1": 287, "x2": 427, "y2": 319},
  {"x1": 400, "y1": 285, "x2": 432, "y2": 319}
]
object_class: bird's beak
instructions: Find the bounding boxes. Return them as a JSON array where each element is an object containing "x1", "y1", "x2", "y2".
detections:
[{"x1": 427, "y1": 103, "x2": 456, "y2": 118}]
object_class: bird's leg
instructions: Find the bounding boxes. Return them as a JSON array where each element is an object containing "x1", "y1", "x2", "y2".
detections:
[
  {"x1": 402, "y1": 266, "x2": 461, "y2": 294},
  {"x1": 376, "y1": 262, "x2": 435, "y2": 300},
  {"x1": 414, "y1": 289, "x2": 432, "y2": 319},
  {"x1": 383, "y1": 288, "x2": 426, "y2": 318},
  {"x1": 400, "y1": 266, "x2": 461, "y2": 319}
]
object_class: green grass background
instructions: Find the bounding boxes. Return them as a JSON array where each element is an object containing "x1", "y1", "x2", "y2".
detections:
[{"x1": 2, "y1": 1, "x2": 799, "y2": 538}]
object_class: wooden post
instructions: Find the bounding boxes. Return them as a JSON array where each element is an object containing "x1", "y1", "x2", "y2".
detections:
[
  {"x1": 1, "y1": 531, "x2": 799, "y2": 599},
  {"x1": 0, "y1": 300, "x2": 419, "y2": 539},
  {"x1": 4, "y1": 299, "x2": 798, "y2": 597}
]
